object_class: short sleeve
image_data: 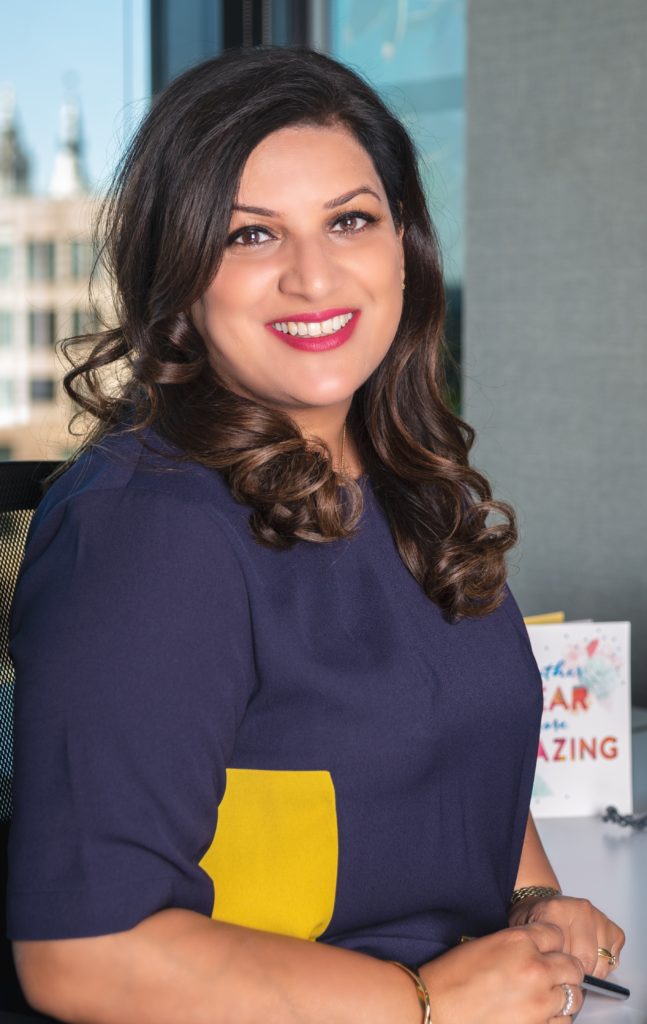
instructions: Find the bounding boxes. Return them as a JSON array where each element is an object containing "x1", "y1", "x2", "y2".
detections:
[
  {"x1": 7, "y1": 484, "x2": 256, "y2": 940},
  {"x1": 501, "y1": 584, "x2": 535, "y2": 653}
]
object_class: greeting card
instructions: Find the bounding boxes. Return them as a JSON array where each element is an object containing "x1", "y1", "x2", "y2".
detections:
[{"x1": 526, "y1": 622, "x2": 632, "y2": 818}]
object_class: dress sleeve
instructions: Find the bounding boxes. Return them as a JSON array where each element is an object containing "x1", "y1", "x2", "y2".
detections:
[{"x1": 7, "y1": 485, "x2": 256, "y2": 940}]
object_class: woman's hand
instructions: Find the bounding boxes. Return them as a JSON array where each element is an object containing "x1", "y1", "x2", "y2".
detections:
[
  {"x1": 419, "y1": 923, "x2": 584, "y2": 1023},
  {"x1": 508, "y1": 893, "x2": 625, "y2": 978}
]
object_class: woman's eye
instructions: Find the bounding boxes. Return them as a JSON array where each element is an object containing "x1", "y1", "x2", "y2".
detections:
[
  {"x1": 331, "y1": 211, "x2": 376, "y2": 235},
  {"x1": 229, "y1": 226, "x2": 274, "y2": 247}
]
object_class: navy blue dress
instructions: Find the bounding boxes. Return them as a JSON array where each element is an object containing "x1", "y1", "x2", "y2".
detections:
[{"x1": 7, "y1": 429, "x2": 542, "y2": 965}]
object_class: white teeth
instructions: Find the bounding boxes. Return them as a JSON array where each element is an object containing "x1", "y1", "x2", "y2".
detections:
[{"x1": 271, "y1": 312, "x2": 354, "y2": 337}]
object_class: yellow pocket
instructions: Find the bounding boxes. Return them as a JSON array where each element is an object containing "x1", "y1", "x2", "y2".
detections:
[{"x1": 200, "y1": 768, "x2": 339, "y2": 941}]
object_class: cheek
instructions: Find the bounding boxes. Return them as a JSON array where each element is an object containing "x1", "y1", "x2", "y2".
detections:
[
  {"x1": 210, "y1": 260, "x2": 276, "y2": 314},
  {"x1": 369, "y1": 252, "x2": 404, "y2": 331},
  {"x1": 358, "y1": 239, "x2": 402, "y2": 296}
]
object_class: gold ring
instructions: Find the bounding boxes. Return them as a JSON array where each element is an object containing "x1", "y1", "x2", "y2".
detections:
[{"x1": 598, "y1": 946, "x2": 617, "y2": 967}]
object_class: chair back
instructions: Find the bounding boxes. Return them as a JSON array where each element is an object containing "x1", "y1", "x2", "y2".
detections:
[{"x1": 0, "y1": 462, "x2": 60, "y2": 1019}]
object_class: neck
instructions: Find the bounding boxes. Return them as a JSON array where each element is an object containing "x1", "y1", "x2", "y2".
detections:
[{"x1": 289, "y1": 403, "x2": 359, "y2": 477}]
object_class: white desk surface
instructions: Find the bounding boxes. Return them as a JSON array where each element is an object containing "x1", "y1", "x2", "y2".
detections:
[{"x1": 536, "y1": 709, "x2": 647, "y2": 1022}]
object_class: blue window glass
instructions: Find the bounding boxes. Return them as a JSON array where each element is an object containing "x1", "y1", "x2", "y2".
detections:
[
  {"x1": 28, "y1": 310, "x2": 56, "y2": 348},
  {"x1": 330, "y1": 1, "x2": 465, "y2": 406},
  {"x1": 0, "y1": 379, "x2": 15, "y2": 408},
  {"x1": 331, "y1": 0, "x2": 465, "y2": 284},
  {"x1": 70, "y1": 240, "x2": 95, "y2": 280},
  {"x1": 27, "y1": 242, "x2": 56, "y2": 282},
  {"x1": 29, "y1": 378, "x2": 56, "y2": 402},
  {"x1": 0, "y1": 245, "x2": 11, "y2": 281},
  {"x1": 0, "y1": 311, "x2": 12, "y2": 347}
]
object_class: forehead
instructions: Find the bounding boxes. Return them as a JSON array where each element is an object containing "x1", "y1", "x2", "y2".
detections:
[{"x1": 235, "y1": 124, "x2": 384, "y2": 206}]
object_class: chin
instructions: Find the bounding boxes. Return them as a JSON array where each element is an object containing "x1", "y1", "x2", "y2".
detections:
[{"x1": 292, "y1": 389, "x2": 358, "y2": 410}]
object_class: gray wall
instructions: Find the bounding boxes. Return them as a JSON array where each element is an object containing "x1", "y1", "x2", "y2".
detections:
[{"x1": 463, "y1": 1, "x2": 647, "y2": 704}]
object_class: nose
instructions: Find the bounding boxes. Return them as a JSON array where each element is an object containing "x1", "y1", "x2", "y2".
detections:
[{"x1": 278, "y1": 235, "x2": 341, "y2": 302}]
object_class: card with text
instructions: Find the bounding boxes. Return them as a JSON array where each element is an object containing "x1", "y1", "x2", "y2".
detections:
[{"x1": 526, "y1": 622, "x2": 632, "y2": 818}]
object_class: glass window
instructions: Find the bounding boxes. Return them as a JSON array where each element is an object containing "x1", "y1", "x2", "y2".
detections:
[
  {"x1": 29, "y1": 378, "x2": 56, "y2": 402},
  {"x1": 330, "y1": 1, "x2": 465, "y2": 285},
  {"x1": 0, "y1": 245, "x2": 11, "y2": 281},
  {"x1": 71, "y1": 240, "x2": 95, "y2": 280},
  {"x1": 329, "y1": 0, "x2": 466, "y2": 407},
  {"x1": 0, "y1": 380, "x2": 15, "y2": 408},
  {"x1": 0, "y1": 312, "x2": 12, "y2": 347},
  {"x1": 28, "y1": 242, "x2": 56, "y2": 282},
  {"x1": 2, "y1": 1, "x2": 146, "y2": 461},
  {"x1": 29, "y1": 310, "x2": 57, "y2": 349},
  {"x1": 71, "y1": 308, "x2": 98, "y2": 336}
]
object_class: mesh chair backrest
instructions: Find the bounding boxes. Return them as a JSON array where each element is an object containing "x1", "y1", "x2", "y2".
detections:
[{"x1": 0, "y1": 462, "x2": 60, "y2": 823}]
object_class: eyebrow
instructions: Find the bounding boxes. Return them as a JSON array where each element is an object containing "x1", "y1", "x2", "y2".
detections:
[{"x1": 231, "y1": 186, "x2": 382, "y2": 218}]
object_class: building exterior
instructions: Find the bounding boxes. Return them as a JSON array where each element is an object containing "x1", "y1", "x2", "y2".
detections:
[{"x1": 0, "y1": 92, "x2": 110, "y2": 462}]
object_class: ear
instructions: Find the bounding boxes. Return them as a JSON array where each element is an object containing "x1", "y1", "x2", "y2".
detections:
[{"x1": 396, "y1": 223, "x2": 405, "y2": 287}]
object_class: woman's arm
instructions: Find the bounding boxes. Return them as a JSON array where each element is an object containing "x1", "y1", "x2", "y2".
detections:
[
  {"x1": 14, "y1": 909, "x2": 422, "y2": 1024},
  {"x1": 512, "y1": 813, "x2": 561, "y2": 891},
  {"x1": 508, "y1": 813, "x2": 625, "y2": 977},
  {"x1": 14, "y1": 908, "x2": 584, "y2": 1024}
]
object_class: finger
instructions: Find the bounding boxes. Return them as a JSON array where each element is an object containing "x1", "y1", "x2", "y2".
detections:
[
  {"x1": 539, "y1": 897, "x2": 598, "y2": 974},
  {"x1": 514, "y1": 920, "x2": 566, "y2": 955},
  {"x1": 549, "y1": 981, "x2": 585, "y2": 1020},
  {"x1": 543, "y1": 951, "x2": 585, "y2": 989},
  {"x1": 567, "y1": 920, "x2": 599, "y2": 975},
  {"x1": 592, "y1": 931, "x2": 624, "y2": 977}
]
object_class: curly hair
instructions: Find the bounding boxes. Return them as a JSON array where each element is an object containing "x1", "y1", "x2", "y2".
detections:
[{"x1": 63, "y1": 45, "x2": 516, "y2": 621}]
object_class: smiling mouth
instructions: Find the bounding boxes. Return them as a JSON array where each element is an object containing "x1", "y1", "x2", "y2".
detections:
[{"x1": 270, "y1": 311, "x2": 355, "y2": 338}]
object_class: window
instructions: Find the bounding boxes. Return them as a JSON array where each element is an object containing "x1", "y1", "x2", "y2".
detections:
[
  {"x1": 29, "y1": 378, "x2": 56, "y2": 402},
  {"x1": 0, "y1": 245, "x2": 11, "y2": 282},
  {"x1": 71, "y1": 308, "x2": 98, "y2": 336},
  {"x1": 0, "y1": 312, "x2": 12, "y2": 347},
  {"x1": 0, "y1": 380, "x2": 15, "y2": 408},
  {"x1": 329, "y1": 0, "x2": 466, "y2": 407},
  {"x1": 71, "y1": 240, "x2": 95, "y2": 280},
  {"x1": 28, "y1": 242, "x2": 56, "y2": 282},
  {"x1": 29, "y1": 310, "x2": 56, "y2": 349},
  {"x1": 3, "y1": 1, "x2": 141, "y2": 460}
]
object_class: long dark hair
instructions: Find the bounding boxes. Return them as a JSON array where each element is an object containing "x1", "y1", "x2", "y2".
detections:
[{"x1": 63, "y1": 45, "x2": 516, "y2": 621}]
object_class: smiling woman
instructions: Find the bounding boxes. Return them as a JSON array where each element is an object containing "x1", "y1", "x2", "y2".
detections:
[
  {"x1": 190, "y1": 124, "x2": 404, "y2": 428},
  {"x1": 56, "y1": 46, "x2": 513, "y2": 606},
  {"x1": 7, "y1": 46, "x2": 622, "y2": 1024}
]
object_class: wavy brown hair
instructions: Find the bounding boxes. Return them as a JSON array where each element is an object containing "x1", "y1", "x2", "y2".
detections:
[{"x1": 63, "y1": 45, "x2": 516, "y2": 621}]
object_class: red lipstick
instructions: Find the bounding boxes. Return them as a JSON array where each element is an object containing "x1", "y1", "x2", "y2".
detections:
[{"x1": 265, "y1": 309, "x2": 360, "y2": 352}]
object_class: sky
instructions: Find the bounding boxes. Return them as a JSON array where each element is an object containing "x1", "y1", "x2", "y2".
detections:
[{"x1": 0, "y1": 0, "x2": 149, "y2": 195}]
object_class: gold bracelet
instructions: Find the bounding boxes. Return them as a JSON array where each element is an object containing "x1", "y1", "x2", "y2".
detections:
[
  {"x1": 390, "y1": 961, "x2": 432, "y2": 1024},
  {"x1": 508, "y1": 885, "x2": 562, "y2": 911}
]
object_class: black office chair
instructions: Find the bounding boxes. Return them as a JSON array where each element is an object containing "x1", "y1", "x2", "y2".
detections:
[{"x1": 1, "y1": 462, "x2": 61, "y2": 1022}]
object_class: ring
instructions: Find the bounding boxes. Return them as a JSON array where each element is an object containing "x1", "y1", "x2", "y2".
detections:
[
  {"x1": 559, "y1": 983, "x2": 575, "y2": 1017},
  {"x1": 598, "y1": 946, "x2": 617, "y2": 967}
]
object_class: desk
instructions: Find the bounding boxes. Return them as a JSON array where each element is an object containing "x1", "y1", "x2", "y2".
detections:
[{"x1": 537, "y1": 710, "x2": 647, "y2": 1022}]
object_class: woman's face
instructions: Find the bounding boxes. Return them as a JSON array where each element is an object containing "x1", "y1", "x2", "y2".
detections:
[{"x1": 191, "y1": 123, "x2": 405, "y2": 424}]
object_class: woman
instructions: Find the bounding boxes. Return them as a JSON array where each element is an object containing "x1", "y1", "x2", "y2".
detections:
[{"x1": 8, "y1": 47, "x2": 622, "y2": 1023}]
